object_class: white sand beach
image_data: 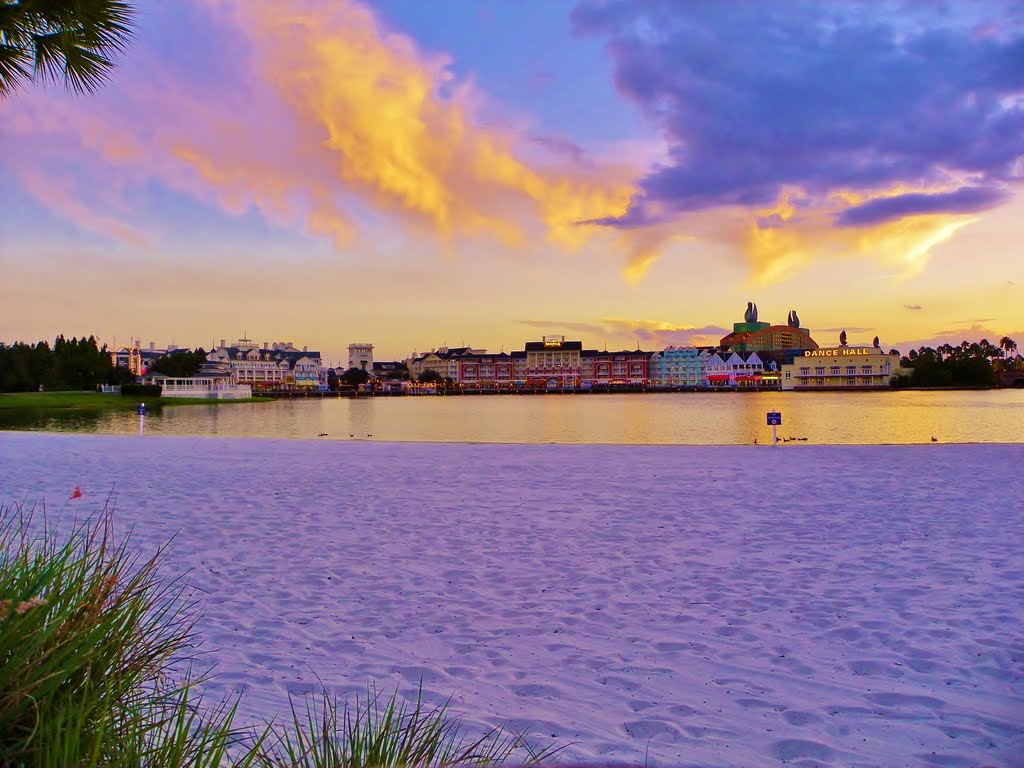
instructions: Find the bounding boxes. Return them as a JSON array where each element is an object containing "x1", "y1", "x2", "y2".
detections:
[{"x1": 1, "y1": 432, "x2": 1021, "y2": 767}]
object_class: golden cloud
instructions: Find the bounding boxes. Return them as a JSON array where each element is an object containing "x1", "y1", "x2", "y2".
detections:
[
  {"x1": 188, "y1": 0, "x2": 636, "y2": 249},
  {"x1": 736, "y1": 186, "x2": 981, "y2": 283}
]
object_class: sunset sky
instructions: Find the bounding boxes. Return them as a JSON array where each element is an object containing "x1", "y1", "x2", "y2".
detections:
[{"x1": 2, "y1": 0, "x2": 1022, "y2": 364}]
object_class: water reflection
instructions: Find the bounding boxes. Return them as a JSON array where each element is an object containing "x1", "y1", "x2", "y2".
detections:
[{"x1": 2, "y1": 390, "x2": 1022, "y2": 445}]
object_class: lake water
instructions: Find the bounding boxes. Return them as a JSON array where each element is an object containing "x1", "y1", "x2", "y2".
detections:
[{"x1": 3, "y1": 390, "x2": 1023, "y2": 444}]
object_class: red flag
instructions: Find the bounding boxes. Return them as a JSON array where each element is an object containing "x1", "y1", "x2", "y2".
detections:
[{"x1": 70, "y1": 486, "x2": 83, "y2": 500}]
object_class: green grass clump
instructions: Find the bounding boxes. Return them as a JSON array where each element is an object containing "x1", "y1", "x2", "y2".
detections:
[
  {"x1": 0, "y1": 502, "x2": 557, "y2": 767},
  {"x1": 257, "y1": 685, "x2": 558, "y2": 768},
  {"x1": 0, "y1": 502, "x2": 260, "y2": 767}
]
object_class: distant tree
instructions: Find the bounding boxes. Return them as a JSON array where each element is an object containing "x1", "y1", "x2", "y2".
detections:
[
  {"x1": 418, "y1": 369, "x2": 443, "y2": 384},
  {"x1": 0, "y1": 0, "x2": 135, "y2": 98},
  {"x1": 339, "y1": 367, "x2": 371, "y2": 387},
  {"x1": 0, "y1": 334, "x2": 125, "y2": 391},
  {"x1": 149, "y1": 348, "x2": 208, "y2": 378}
]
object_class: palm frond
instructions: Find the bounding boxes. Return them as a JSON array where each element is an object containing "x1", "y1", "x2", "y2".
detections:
[{"x1": 0, "y1": 0, "x2": 135, "y2": 98}]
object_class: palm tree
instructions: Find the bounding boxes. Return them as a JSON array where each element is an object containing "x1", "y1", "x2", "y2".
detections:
[
  {"x1": 0, "y1": 0, "x2": 134, "y2": 98},
  {"x1": 1000, "y1": 336, "x2": 1018, "y2": 363}
]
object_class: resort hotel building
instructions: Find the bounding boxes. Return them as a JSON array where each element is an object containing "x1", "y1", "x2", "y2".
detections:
[{"x1": 205, "y1": 338, "x2": 322, "y2": 390}]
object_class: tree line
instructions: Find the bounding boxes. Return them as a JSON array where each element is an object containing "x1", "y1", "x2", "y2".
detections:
[
  {"x1": 895, "y1": 337, "x2": 1019, "y2": 388},
  {"x1": 0, "y1": 336, "x2": 134, "y2": 392}
]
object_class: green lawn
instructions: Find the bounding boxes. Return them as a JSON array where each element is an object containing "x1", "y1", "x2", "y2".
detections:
[{"x1": 0, "y1": 391, "x2": 267, "y2": 412}]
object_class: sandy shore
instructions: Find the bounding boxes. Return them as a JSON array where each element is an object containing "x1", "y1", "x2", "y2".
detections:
[{"x1": 1, "y1": 432, "x2": 1022, "y2": 767}]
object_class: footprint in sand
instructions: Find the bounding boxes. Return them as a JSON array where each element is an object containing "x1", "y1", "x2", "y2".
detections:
[
  {"x1": 623, "y1": 719, "x2": 682, "y2": 742},
  {"x1": 773, "y1": 739, "x2": 834, "y2": 762},
  {"x1": 511, "y1": 683, "x2": 560, "y2": 698},
  {"x1": 734, "y1": 697, "x2": 784, "y2": 711},
  {"x1": 782, "y1": 710, "x2": 822, "y2": 726},
  {"x1": 911, "y1": 751, "x2": 978, "y2": 767},
  {"x1": 865, "y1": 692, "x2": 945, "y2": 710},
  {"x1": 598, "y1": 675, "x2": 642, "y2": 691},
  {"x1": 668, "y1": 703, "x2": 697, "y2": 717},
  {"x1": 848, "y1": 659, "x2": 905, "y2": 678}
]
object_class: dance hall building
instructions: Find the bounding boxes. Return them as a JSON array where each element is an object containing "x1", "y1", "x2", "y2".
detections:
[{"x1": 781, "y1": 345, "x2": 900, "y2": 390}]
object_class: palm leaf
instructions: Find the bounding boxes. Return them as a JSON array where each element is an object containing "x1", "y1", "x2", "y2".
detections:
[{"x1": 0, "y1": 0, "x2": 135, "y2": 97}]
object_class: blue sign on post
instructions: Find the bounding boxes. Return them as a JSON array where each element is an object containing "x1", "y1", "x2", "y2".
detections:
[
  {"x1": 767, "y1": 411, "x2": 782, "y2": 426},
  {"x1": 137, "y1": 403, "x2": 146, "y2": 416}
]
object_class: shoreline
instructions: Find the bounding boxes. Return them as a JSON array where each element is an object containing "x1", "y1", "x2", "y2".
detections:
[
  {"x1": 2, "y1": 434, "x2": 1021, "y2": 766},
  {"x1": 2, "y1": 428, "x2": 1021, "y2": 448}
]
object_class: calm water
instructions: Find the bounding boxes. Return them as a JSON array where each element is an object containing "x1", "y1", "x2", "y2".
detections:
[{"x1": 3, "y1": 390, "x2": 1023, "y2": 444}]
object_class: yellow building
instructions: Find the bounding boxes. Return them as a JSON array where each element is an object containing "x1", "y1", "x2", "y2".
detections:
[{"x1": 781, "y1": 346, "x2": 900, "y2": 390}]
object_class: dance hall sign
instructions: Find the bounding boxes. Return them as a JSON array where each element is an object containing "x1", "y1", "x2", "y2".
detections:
[{"x1": 803, "y1": 348, "x2": 871, "y2": 358}]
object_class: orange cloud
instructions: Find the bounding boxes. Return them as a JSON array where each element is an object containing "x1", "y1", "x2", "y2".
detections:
[{"x1": 17, "y1": 169, "x2": 151, "y2": 248}]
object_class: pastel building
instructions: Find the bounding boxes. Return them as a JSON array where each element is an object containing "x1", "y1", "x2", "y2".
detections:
[
  {"x1": 649, "y1": 347, "x2": 704, "y2": 387},
  {"x1": 705, "y1": 350, "x2": 774, "y2": 388}
]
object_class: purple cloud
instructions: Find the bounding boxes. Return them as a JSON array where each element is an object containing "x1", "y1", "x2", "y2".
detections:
[
  {"x1": 571, "y1": 1, "x2": 1024, "y2": 226},
  {"x1": 837, "y1": 186, "x2": 1010, "y2": 226}
]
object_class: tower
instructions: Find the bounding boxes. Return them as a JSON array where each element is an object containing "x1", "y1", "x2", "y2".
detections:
[{"x1": 348, "y1": 343, "x2": 374, "y2": 372}]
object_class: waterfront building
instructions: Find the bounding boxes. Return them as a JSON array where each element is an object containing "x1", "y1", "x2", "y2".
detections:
[
  {"x1": 406, "y1": 346, "x2": 485, "y2": 381},
  {"x1": 138, "y1": 371, "x2": 252, "y2": 399},
  {"x1": 456, "y1": 352, "x2": 515, "y2": 387},
  {"x1": 704, "y1": 351, "x2": 729, "y2": 387},
  {"x1": 111, "y1": 340, "x2": 181, "y2": 375},
  {"x1": 649, "y1": 346, "x2": 703, "y2": 387},
  {"x1": 580, "y1": 349, "x2": 651, "y2": 385},
  {"x1": 206, "y1": 337, "x2": 322, "y2": 390},
  {"x1": 372, "y1": 361, "x2": 409, "y2": 379},
  {"x1": 348, "y1": 343, "x2": 374, "y2": 373},
  {"x1": 781, "y1": 345, "x2": 900, "y2": 390},
  {"x1": 703, "y1": 350, "x2": 774, "y2": 388},
  {"x1": 523, "y1": 336, "x2": 583, "y2": 388},
  {"x1": 511, "y1": 351, "x2": 527, "y2": 385}
]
